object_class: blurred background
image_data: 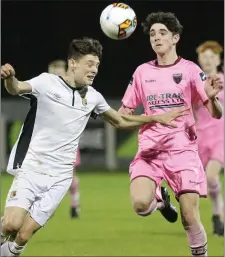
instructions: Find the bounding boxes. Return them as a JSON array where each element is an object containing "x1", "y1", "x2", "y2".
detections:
[{"x1": 1, "y1": 0, "x2": 224, "y2": 256}]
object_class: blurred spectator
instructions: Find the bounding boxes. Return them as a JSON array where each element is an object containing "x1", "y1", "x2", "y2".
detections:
[{"x1": 48, "y1": 60, "x2": 66, "y2": 76}]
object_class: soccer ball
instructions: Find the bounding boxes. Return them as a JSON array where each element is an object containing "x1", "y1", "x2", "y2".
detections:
[{"x1": 100, "y1": 3, "x2": 137, "y2": 40}]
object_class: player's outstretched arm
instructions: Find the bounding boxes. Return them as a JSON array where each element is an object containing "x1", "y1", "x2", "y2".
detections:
[
  {"x1": 118, "y1": 105, "x2": 134, "y2": 115},
  {"x1": 101, "y1": 107, "x2": 190, "y2": 129},
  {"x1": 1, "y1": 63, "x2": 32, "y2": 95}
]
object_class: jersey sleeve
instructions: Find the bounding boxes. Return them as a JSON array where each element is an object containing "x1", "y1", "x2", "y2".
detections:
[
  {"x1": 121, "y1": 69, "x2": 142, "y2": 109},
  {"x1": 24, "y1": 73, "x2": 48, "y2": 97},
  {"x1": 93, "y1": 92, "x2": 111, "y2": 115},
  {"x1": 190, "y1": 64, "x2": 209, "y2": 105}
]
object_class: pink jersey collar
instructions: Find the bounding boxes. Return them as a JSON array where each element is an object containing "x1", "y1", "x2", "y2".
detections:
[{"x1": 152, "y1": 56, "x2": 182, "y2": 68}]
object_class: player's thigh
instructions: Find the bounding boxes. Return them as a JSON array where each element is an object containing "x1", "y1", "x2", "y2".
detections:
[
  {"x1": 30, "y1": 177, "x2": 72, "y2": 226},
  {"x1": 129, "y1": 157, "x2": 162, "y2": 206},
  {"x1": 179, "y1": 193, "x2": 200, "y2": 226},
  {"x1": 4, "y1": 172, "x2": 36, "y2": 230},
  {"x1": 206, "y1": 159, "x2": 222, "y2": 179},
  {"x1": 164, "y1": 150, "x2": 207, "y2": 199}
]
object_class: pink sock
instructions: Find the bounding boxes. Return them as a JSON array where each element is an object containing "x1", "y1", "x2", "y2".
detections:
[
  {"x1": 137, "y1": 198, "x2": 164, "y2": 216},
  {"x1": 185, "y1": 223, "x2": 207, "y2": 256},
  {"x1": 69, "y1": 175, "x2": 80, "y2": 208},
  {"x1": 208, "y1": 178, "x2": 224, "y2": 216}
]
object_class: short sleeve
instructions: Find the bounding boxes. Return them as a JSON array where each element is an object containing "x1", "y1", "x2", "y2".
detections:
[
  {"x1": 190, "y1": 64, "x2": 208, "y2": 105},
  {"x1": 121, "y1": 69, "x2": 142, "y2": 109},
  {"x1": 94, "y1": 92, "x2": 111, "y2": 114},
  {"x1": 24, "y1": 73, "x2": 48, "y2": 97}
]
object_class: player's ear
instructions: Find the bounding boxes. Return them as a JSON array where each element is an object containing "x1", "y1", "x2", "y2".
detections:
[
  {"x1": 68, "y1": 59, "x2": 77, "y2": 70},
  {"x1": 173, "y1": 34, "x2": 180, "y2": 45}
]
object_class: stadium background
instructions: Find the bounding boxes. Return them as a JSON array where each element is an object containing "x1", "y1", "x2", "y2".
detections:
[{"x1": 1, "y1": 0, "x2": 224, "y2": 256}]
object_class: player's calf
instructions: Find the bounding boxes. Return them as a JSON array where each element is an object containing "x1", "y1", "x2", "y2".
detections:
[{"x1": 179, "y1": 193, "x2": 207, "y2": 257}]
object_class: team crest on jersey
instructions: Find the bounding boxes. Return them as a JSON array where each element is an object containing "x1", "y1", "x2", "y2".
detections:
[
  {"x1": 82, "y1": 98, "x2": 87, "y2": 106},
  {"x1": 173, "y1": 73, "x2": 183, "y2": 84},
  {"x1": 199, "y1": 72, "x2": 207, "y2": 81}
]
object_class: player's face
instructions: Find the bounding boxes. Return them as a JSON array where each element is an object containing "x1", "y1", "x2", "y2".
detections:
[
  {"x1": 71, "y1": 55, "x2": 100, "y2": 86},
  {"x1": 198, "y1": 49, "x2": 220, "y2": 73},
  {"x1": 149, "y1": 23, "x2": 179, "y2": 55}
]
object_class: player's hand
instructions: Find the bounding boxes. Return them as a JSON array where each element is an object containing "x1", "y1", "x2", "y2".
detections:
[
  {"x1": 1, "y1": 63, "x2": 15, "y2": 80},
  {"x1": 155, "y1": 107, "x2": 191, "y2": 128},
  {"x1": 204, "y1": 75, "x2": 223, "y2": 99}
]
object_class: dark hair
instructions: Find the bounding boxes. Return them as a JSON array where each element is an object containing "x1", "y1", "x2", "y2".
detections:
[
  {"x1": 68, "y1": 37, "x2": 103, "y2": 60},
  {"x1": 141, "y1": 12, "x2": 183, "y2": 35}
]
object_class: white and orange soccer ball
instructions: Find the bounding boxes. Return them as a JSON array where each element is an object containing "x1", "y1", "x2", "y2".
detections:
[{"x1": 100, "y1": 3, "x2": 137, "y2": 40}]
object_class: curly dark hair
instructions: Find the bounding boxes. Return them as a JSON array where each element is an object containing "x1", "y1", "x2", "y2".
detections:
[
  {"x1": 142, "y1": 12, "x2": 183, "y2": 35},
  {"x1": 68, "y1": 37, "x2": 103, "y2": 60}
]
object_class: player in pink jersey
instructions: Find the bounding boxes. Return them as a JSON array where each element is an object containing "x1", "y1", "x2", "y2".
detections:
[
  {"x1": 119, "y1": 12, "x2": 223, "y2": 257},
  {"x1": 194, "y1": 41, "x2": 224, "y2": 236},
  {"x1": 48, "y1": 60, "x2": 81, "y2": 218}
]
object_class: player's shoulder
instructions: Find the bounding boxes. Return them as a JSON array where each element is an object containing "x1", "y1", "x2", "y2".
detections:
[
  {"x1": 29, "y1": 72, "x2": 54, "y2": 82},
  {"x1": 87, "y1": 86, "x2": 103, "y2": 98},
  {"x1": 132, "y1": 62, "x2": 152, "y2": 75},
  {"x1": 180, "y1": 58, "x2": 202, "y2": 71}
]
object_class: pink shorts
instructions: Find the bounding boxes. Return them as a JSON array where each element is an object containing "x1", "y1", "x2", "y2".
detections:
[
  {"x1": 129, "y1": 149, "x2": 207, "y2": 199},
  {"x1": 73, "y1": 149, "x2": 81, "y2": 167},
  {"x1": 197, "y1": 132, "x2": 224, "y2": 168}
]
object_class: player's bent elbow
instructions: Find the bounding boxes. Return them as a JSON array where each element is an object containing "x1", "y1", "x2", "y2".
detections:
[{"x1": 6, "y1": 88, "x2": 19, "y2": 95}]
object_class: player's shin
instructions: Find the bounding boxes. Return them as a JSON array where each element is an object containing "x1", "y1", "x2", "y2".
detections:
[
  {"x1": 180, "y1": 194, "x2": 207, "y2": 256},
  {"x1": 185, "y1": 223, "x2": 207, "y2": 257},
  {"x1": 69, "y1": 175, "x2": 80, "y2": 218}
]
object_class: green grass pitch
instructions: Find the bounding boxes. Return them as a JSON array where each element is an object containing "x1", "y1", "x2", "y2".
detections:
[{"x1": 1, "y1": 171, "x2": 224, "y2": 256}]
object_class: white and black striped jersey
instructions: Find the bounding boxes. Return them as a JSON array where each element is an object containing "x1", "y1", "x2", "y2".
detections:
[{"x1": 7, "y1": 73, "x2": 110, "y2": 177}]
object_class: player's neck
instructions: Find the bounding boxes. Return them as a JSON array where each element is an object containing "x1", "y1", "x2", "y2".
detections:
[
  {"x1": 156, "y1": 52, "x2": 178, "y2": 66},
  {"x1": 62, "y1": 71, "x2": 83, "y2": 88},
  {"x1": 204, "y1": 68, "x2": 218, "y2": 77}
]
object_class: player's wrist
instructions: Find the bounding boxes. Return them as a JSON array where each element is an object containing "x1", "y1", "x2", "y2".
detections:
[
  {"x1": 150, "y1": 114, "x2": 161, "y2": 123},
  {"x1": 4, "y1": 75, "x2": 15, "y2": 81}
]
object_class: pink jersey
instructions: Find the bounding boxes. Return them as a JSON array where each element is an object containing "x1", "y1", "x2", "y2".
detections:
[
  {"x1": 122, "y1": 57, "x2": 209, "y2": 151},
  {"x1": 195, "y1": 72, "x2": 224, "y2": 132}
]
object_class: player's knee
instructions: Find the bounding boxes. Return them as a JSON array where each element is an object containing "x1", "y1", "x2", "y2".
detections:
[
  {"x1": 133, "y1": 198, "x2": 152, "y2": 213},
  {"x1": 3, "y1": 219, "x2": 21, "y2": 235}
]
